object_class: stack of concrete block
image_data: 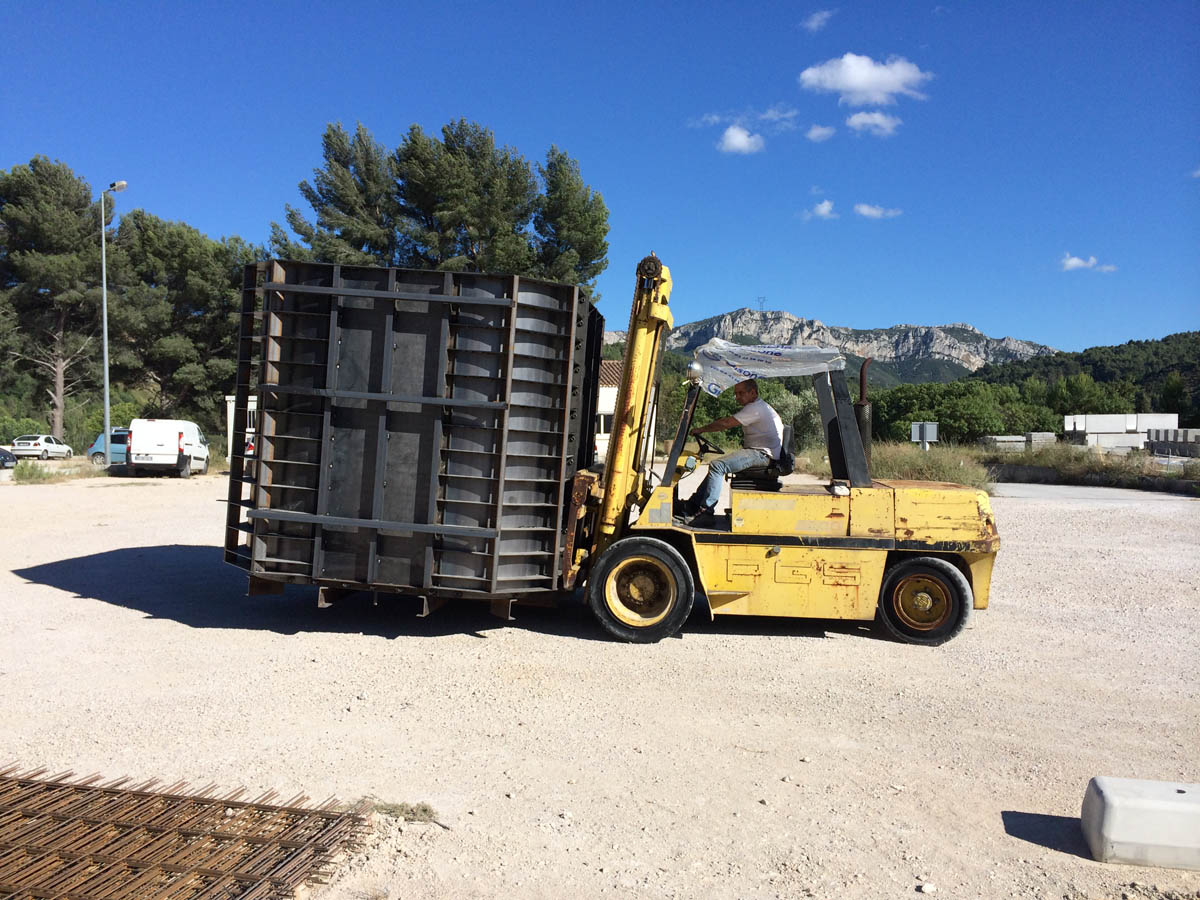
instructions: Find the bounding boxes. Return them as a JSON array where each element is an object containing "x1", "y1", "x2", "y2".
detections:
[
  {"x1": 979, "y1": 435, "x2": 1026, "y2": 452},
  {"x1": 980, "y1": 432, "x2": 1059, "y2": 452},
  {"x1": 1146, "y1": 428, "x2": 1200, "y2": 458},
  {"x1": 1063, "y1": 413, "x2": 1179, "y2": 452}
]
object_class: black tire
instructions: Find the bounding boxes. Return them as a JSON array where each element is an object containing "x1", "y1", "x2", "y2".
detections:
[
  {"x1": 39, "y1": 450, "x2": 48, "y2": 460},
  {"x1": 200, "y1": 456, "x2": 209, "y2": 475},
  {"x1": 90, "y1": 453, "x2": 105, "y2": 466},
  {"x1": 65, "y1": 450, "x2": 72, "y2": 459},
  {"x1": 180, "y1": 457, "x2": 192, "y2": 479},
  {"x1": 587, "y1": 536, "x2": 695, "y2": 643},
  {"x1": 876, "y1": 556, "x2": 973, "y2": 646}
]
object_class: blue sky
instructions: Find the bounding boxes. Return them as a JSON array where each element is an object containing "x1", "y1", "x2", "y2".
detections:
[{"x1": 3, "y1": 0, "x2": 1197, "y2": 352}]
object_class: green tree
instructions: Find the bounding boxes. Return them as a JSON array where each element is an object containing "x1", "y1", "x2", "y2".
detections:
[
  {"x1": 275, "y1": 122, "x2": 401, "y2": 265},
  {"x1": 533, "y1": 146, "x2": 609, "y2": 287},
  {"x1": 276, "y1": 120, "x2": 609, "y2": 290},
  {"x1": 114, "y1": 210, "x2": 260, "y2": 432},
  {"x1": 1159, "y1": 371, "x2": 1191, "y2": 421},
  {"x1": 0, "y1": 157, "x2": 103, "y2": 437},
  {"x1": 1046, "y1": 373, "x2": 1135, "y2": 415}
]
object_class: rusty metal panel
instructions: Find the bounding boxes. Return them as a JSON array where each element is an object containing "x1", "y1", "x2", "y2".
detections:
[{"x1": 0, "y1": 764, "x2": 367, "y2": 900}]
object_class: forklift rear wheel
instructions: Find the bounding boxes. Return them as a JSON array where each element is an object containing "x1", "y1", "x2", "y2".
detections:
[
  {"x1": 876, "y1": 556, "x2": 972, "y2": 646},
  {"x1": 588, "y1": 537, "x2": 694, "y2": 643}
]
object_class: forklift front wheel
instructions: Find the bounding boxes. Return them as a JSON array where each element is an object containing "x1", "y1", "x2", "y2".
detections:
[
  {"x1": 588, "y1": 537, "x2": 695, "y2": 643},
  {"x1": 876, "y1": 556, "x2": 972, "y2": 646}
]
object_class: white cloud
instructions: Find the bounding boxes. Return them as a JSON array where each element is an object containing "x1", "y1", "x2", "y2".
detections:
[
  {"x1": 846, "y1": 111, "x2": 902, "y2": 137},
  {"x1": 694, "y1": 106, "x2": 798, "y2": 134},
  {"x1": 1061, "y1": 252, "x2": 1117, "y2": 273},
  {"x1": 806, "y1": 124, "x2": 836, "y2": 142},
  {"x1": 799, "y1": 53, "x2": 932, "y2": 105},
  {"x1": 1192, "y1": 165, "x2": 1200, "y2": 178},
  {"x1": 761, "y1": 104, "x2": 799, "y2": 124},
  {"x1": 802, "y1": 9, "x2": 836, "y2": 32},
  {"x1": 855, "y1": 203, "x2": 902, "y2": 218},
  {"x1": 804, "y1": 199, "x2": 838, "y2": 220},
  {"x1": 718, "y1": 124, "x2": 765, "y2": 154}
]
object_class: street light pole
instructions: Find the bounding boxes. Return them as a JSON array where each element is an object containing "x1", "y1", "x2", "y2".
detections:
[{"x1": 100, "y1": 180, "x2": 127, "y2": 467}]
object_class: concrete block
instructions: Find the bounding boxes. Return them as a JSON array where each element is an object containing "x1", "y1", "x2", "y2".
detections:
[
  {"x1": 1064, "y1": 415, "x2": 1084, "y2": 432},
  {"x1": 1081, "y1": 776, "x2": 1200, "y2": 870},
  {"x1": 1136, "y1": 413, "x2": 1179, "y2": 431},
  {"x1": 1087, "y1": 433, "x2": 1146, "y2": 449},
  {"x1": 980, "y1": 435, "x2": 1025, "y2": 452},
  {"x1": 1084, "y1": 414, "x2": 1135, "y2": 434}
]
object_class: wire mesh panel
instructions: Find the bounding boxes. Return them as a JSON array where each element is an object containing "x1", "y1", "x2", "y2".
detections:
[
  {"x1": 225, "y1": 261, "x2": 601, "y2": 601},
  {"x1": 0, "y1": 765, "x2": 367, "y2": 900}
]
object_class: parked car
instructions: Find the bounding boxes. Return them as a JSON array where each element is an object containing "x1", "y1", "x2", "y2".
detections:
[
  {"x1": 11, "y1": 434, "x2": 73, "y2": 459},
  {"x1": 0, "y1": 448, "x2": 16, "y2": 468},
  {"x1": 85, "y1": 428, "x2": 130, "y2": 466},
  {"x1": 127, "y1": 418, "x2": 211, "y2": 477}
]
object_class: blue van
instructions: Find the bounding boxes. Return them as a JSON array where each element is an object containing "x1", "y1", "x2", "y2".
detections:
[{"x1": 86, "y1": 428, "x2": 130, "y2": 466}]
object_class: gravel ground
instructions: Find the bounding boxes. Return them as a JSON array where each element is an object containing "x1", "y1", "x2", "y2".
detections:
[{"x1": 1, "y1": 474, "x2": 1198, "y2": 900}]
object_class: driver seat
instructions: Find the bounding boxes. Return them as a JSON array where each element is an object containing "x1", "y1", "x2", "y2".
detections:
[{"x1": 731, "y1": 425, "x2": 794, "y2": 492}]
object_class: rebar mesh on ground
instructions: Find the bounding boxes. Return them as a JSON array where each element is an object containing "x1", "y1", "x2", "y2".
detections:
[{"x1": 0, "y1": 764, "x2": 369, "y2": 900}]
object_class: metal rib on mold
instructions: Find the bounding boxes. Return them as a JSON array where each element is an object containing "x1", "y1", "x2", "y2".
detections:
[{"x1": 0, "y1": 764, "x2": 369, "y2": 899}]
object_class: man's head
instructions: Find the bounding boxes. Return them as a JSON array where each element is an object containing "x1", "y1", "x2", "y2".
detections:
[{"x1": 733, "y1": 380, "x2": 759, "y2": 407}]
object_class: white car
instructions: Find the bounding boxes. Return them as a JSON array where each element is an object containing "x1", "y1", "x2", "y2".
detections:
[
  {"x1": 127, "y1": 418, "x2": 211, "y2": 477},
  {"x1": 11, "y1": 434, "x2": 74, "y2": 459}
]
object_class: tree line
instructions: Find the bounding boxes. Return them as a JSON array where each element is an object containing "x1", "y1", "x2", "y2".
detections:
[
  {"x1": 0, "y1": 120, "x2": 609, "y2": 450},
  {"x1": 614, "y1": 339, "x2": 1195, "y2": 451}
]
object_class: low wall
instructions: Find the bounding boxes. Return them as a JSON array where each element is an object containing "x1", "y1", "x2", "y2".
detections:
[{"x1": 988, "y1": 464, "x2": 1199, "y2": 497}]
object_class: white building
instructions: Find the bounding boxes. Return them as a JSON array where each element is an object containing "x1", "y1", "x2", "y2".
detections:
[
  {"x1": 224, "y1": 394, "x2": 257, "y2": 461},
  {"x1": 594, "y1": 360, "x2": 622, "y2": 460}
]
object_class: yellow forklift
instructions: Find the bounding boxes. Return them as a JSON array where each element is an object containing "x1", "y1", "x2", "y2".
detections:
[{"x1": 566, "y1": 255, "x2": 1000, "y2": 644}]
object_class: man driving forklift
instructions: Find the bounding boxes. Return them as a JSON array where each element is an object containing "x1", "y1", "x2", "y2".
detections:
[{"x1": 680, "y1": 378, "x2": 783, "y2": 526}]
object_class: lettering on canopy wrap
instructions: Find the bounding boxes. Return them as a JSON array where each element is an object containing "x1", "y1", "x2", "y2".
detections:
[{"x1": 693, "y1": 338, "x2": 846, "y2": 397}]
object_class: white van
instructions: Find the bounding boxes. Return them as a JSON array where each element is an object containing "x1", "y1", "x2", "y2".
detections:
[{"x1": 127, "y1": 418, "x2": 211, "y2": 477}]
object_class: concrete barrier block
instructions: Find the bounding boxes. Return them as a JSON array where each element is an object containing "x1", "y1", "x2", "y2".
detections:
[
  {"x1": 1136, "y1": 413, "x2": 1180, "y2": 431},
  {"x1": 1081, "y1": 776, "x2": 1200, "y2": 870},
  {"x1": 1090, "y1": 433, "x2": 1146, "y2": 449},
  {"x1": 1084, "y1": 414, "x2": 1132, "y2": 434}
]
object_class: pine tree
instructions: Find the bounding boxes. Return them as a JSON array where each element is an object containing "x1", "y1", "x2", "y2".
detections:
[
  {"x1": 276, "y1": 120, "x2": 609, "y2": 291},
  {"x1": 114, "y1": 210, "x2": 260, "y2": 431},
  {"x1": 534, "y1": 146, "x2": 609, "y2": 288},
  {"x1": 0, "y1": 157, "x2": 103, "y2": 437}
]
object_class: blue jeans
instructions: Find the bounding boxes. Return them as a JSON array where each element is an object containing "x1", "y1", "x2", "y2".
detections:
[{"x1": 693, "y1": 448, "x2": 772, "y2": 510}]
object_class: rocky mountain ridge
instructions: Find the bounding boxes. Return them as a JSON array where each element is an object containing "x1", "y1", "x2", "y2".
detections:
[{"x1": 605, "y1": 308, "x2": 1055, "y2": 372}]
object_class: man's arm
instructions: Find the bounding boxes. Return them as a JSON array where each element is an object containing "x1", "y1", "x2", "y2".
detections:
[{"x1": 691, "y1": 416, "x2": 740, "y2": 436}]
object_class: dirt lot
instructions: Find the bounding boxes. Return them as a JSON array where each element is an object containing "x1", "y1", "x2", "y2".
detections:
[{"x1": 1, "y1": 474, "x2": 1197, "y2": 899}]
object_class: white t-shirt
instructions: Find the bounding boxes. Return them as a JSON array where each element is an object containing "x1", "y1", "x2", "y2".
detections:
[{"x1": 733, "y1": 398, "x2": 783, "y2": 459}]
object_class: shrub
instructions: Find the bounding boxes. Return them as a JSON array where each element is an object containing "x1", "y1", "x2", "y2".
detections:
[
  {"x1": 867, "y1": 442, "x2": 991, "y2": 491},
  {"x1": 12, "y1": 461, "x2": 54, "y2": 483}
]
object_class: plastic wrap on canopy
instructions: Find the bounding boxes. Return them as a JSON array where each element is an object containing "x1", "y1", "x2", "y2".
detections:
[{"x1": 692, "y1": 338, "x2": 846, "y2": 397}]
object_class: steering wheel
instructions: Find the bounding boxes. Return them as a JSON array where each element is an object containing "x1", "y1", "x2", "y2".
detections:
[{"x1": 693, "y1": 432, "x2": 725, "y2": 457}]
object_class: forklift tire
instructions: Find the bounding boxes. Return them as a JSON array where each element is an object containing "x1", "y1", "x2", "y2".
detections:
[
  {"x1": 876, "y1": 556, "x2": 972, "y2": 646},
  {"x1": 588, "y1": 537, "x2": 695, "y2": 643}
]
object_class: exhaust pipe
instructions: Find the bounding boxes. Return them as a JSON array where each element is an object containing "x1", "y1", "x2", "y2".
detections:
[{"x1": 854, "y1": 358, "x2": 873, "y2": 471}]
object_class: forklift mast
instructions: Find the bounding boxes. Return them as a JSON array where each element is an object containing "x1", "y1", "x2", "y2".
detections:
[{"x1": 594, "y1": 255, "x2": 674, "y2": 557}]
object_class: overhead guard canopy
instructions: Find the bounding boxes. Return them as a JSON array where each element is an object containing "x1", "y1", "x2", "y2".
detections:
[{"x1": 692, "y1": 338, "x2": 846, "y2": 397}]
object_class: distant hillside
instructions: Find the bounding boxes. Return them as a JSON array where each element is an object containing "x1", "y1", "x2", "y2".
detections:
[
  {"x1": 969, "y1": 331, "x2": 1200, "y2": 398},
  {"x1": 604, "y1": 308, "x2": 1054, "y2": 386}
]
